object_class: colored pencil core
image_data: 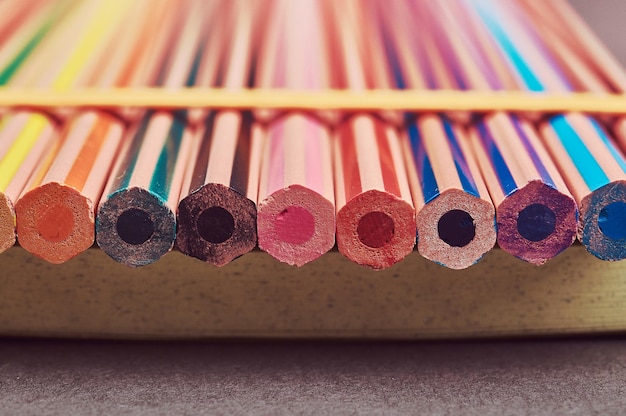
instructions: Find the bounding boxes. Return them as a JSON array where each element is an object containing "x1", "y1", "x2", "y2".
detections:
[
  {"x1": 275, "y1": 206, "x2": 315, "y2": 245},
  {"x1": 116, "y1": 208, "x2": 154, "y2": 245},
  {"x1": 598, "y1": 202, "x2": 626, "y2": 241},
  {"x1": 197, "y1": 206, "x2": 235, "y2": 244},
  {"x1": 357, "y1": 211, "x2": 394, "y2": 249},
  {"x1": 177, "y1": 183, "x2": 257, "y2": 266},
  {"x1": 438, "y1": 209, "x2": 475, "y2": 248},
  {"x1": 517, "y1": 203, "x2": 556, "y2": 242},
  {"x1": 35, "y1": 204, "x2": 73, "y2": 242}
]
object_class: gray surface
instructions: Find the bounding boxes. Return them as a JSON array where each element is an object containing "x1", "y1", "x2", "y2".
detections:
[
  {"x1": 2, "y1": 1, "x2": 626, "y2": 415},
  {"x1": 0, "y1": 338, "x2": 625, "y2": 415}
]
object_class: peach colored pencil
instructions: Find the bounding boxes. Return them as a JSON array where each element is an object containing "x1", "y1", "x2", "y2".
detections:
[
  {"x1": 15, "y1": 1, "x2": 173, "y2": 264},
  {"x1": 177, "y1": 1, "x2": 263, "y2": 266},
  {"x1": 327, "y1": 1, "x2": 415, "y2": 269},
  {"x1": 96, "y1": 1, "x2": 211, "y2": 267},
  {"x1": 254, "y1": 0, "x2": 335, "y2": 266},
  {"x1": 469, "y1": 0, "x2": 626, "y2": 261}
]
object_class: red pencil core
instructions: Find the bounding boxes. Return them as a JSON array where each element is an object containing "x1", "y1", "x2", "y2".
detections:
[
  {"x1": 35, "y1": 205, "x2": 74, "y2": 242},
  {"x1": 357, "y1": 212, "x2": 394, "y2": 248},
  {"x1": 275, "y1": 206, "x2": 315, "y2": 245}
]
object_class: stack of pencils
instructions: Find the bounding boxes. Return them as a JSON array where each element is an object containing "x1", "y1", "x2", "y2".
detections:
[{"x1": 1, "y1": 0, "x2": 626, "y2": 271}]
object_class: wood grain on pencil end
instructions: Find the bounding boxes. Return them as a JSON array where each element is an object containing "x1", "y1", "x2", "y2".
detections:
[
  {"x1": 579, "y1": 180, "x2": 626, "y2": 261},
  {"x1": 15, "y1": 182, "x2": 94, "y2": 264},
  {"x1": 0, "y1": 193, "x2": 16, "y2": 253},
  {"x1": 497, "y1": 180, "x2": 578, "y2": 265},
  {"x1": 258, "y1": 185, "x2": 334, "y2": 267},
  {"x1": 96, "y1": 187, "x2": 175, "y2": 267},
  {"x1": 416, "y1": 188, "x2": 496, "y2": 270},
  {"x1": 337, "y1": 189, "x2": 415, "y2": 270},
  {"x1": 177, "y1": 183, "x2": 257, "y2": 267}
]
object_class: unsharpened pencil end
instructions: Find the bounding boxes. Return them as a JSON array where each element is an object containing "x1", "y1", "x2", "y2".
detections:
[
  {"x1": 580, "y1": 180, "x2": 626, "y2": 261},
  {"x1": 96, "y1": 187, "x2": 176, "y2": 267},
  {"x1": 177, "y1": 183, "x2": 257, "y2": 267},
  {"x1": 15, "y1": 182, "x2": 94, "y2": 264},
  {"x1": 497, "y1": 180, "x2": 578, "y2": 265},
  {"x1": 337, "y1": 189, "x2": 416, "y2": 270},
  {"x1": 416, "y1": 188, "x2": 496, "y2": 270},
  {"x1": 258, "y1": 184, "x2": 335, "y2": 267}
]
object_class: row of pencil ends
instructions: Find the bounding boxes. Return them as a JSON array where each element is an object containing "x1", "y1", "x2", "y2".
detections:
[{"x1": 2, "y1": 105, "x2": 626, "y2": 271}]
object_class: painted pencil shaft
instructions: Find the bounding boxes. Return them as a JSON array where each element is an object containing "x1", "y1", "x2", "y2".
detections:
[
  {"x1": 374, "y1": 0, "x2": 495, "y2": 268},
  {"x1": 468, "y1": 113, "x2": 577, "y2": 264},
  {"x1": 97, "y1": 2, "x2": 207, "y2": 266},
  {"x1": 0, "y1": 112, "x2": 57, "y2": 252},
  {"x1": 177, "y1": 111, "x2": 260, "y2": 266},
  {"x1": 325, "y1": 0, "x2": 414, "y2": 269},
  {"x1": 255, "y1": 0, "x2": 335, "y2": 266},
  {"x1": 334, "y1": 115, "x2": 415, "y2": 270},
  {"x1": 96, "y1": 112, "x2": 195, "y2": 267},
  {"x1": 177, "y1": 1, "x2": 259, "y2": 266},
  {"x1": 401, "y1": 115, "x2": 496, "y2": 269},
  {"x1": 539, "y1": 113, "x2": 626, "y2": 261},
  {"x1": 0, "y1": 1, "x2": 125, "y2": 256}
]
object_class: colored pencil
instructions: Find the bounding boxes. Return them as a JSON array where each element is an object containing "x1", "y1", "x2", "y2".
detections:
[
  {"x1": 375, "y1": 0, "x2": 497, "y2": 268},
  {"x1": 96, "y1": 1, "x2": 209, "y2": 267},
  {"x1": 254, "y1": 0, "x2": 335, "y2": 266},
  {"x1": 329, "y1": 1, "x2": 415, "y2": 270},
  {"x1": 0, "y1": 1, "x2": 73, "y2": 252},
  {"x1": 14, "y1": 2, "x2": 171, "y2": 264},
  {"x1": 423, "y1": 0, "x2": 578, "y2": 264},
  {"x1": 0, "y1": 1, "x2": 117, "y2": 256},
  {"x1": 469, "y1": 0, "x2": 626, "y2": 261},
  {"x1": 177, "y1": 1, "x2": 262, "y2": 266}
]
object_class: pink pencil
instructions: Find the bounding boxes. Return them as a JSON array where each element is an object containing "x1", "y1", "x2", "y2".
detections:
[{"x1": 255, "y1": 0, "x2": 335, "y2": 266}]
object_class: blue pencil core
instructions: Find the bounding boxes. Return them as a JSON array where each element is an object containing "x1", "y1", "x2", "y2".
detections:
[
  {"x1": 598, "y1": 202, "x2": 626, "y2": 241},
  {"x1": 438, "y1": 210, "x2": 475, "y2": 248},
  {"x1": 517, "y1": 204, "x2": 556, "y2": 242}
]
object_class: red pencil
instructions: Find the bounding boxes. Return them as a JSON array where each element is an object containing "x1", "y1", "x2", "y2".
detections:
[{"x1": 326, "y1": 1, "x2": 415, "y2": 269}]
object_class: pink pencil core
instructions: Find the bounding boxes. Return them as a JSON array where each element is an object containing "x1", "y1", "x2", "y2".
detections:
[
  {"x1": 35, "y1": 204, "x2": 74, "y2": 243},
  {"x1": 275, "y1": 205, "x2": 315, "y2": 245},
  {"x1": 357, "y1": 212, "x2": 395, "y2": 248}
]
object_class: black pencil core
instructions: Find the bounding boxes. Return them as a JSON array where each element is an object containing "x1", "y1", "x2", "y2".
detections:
[
  {"x1": 598, "y1": 201, "x2": 626, "y2": 241},
  {"x1": 517, "y1": 203, "x2": 556, "y2": 242},
  {"x1": 438, "y1": 209, "x2": 475, "y2": 247},
  {"x1": 116, "y1": 208, "x2": 154, "y2": 245},
  {"x1": 197, "y1": 206, "x2": 235, "y2": 244}
]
